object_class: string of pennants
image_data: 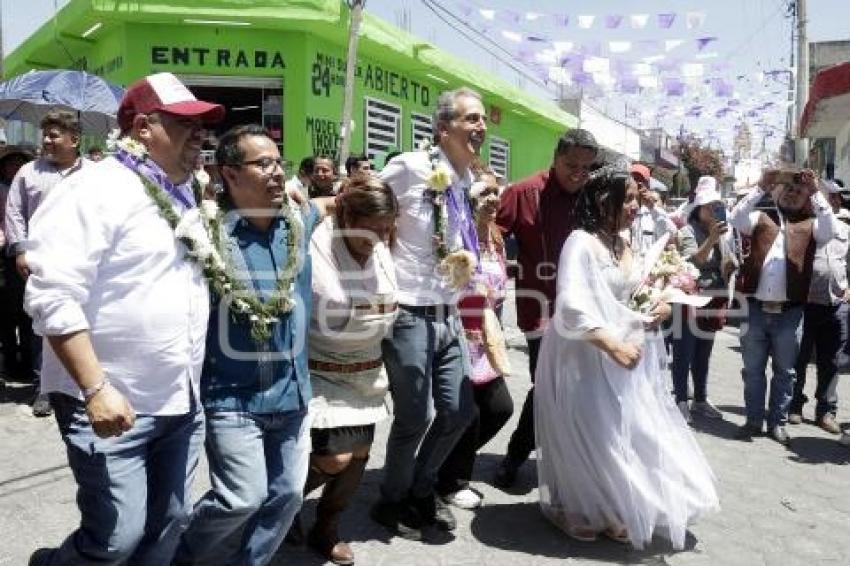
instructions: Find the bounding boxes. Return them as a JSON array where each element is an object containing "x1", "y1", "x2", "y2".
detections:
[
  {"x1": 446, "y1": 1, "x2": 788, "y2": 149},
  {"x1": 457, "y1": 4, "x2": 709, "y2": 31}
]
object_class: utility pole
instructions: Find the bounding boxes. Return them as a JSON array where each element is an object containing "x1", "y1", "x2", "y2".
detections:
[
  {"x1": 338, "y1": 0, "x2": 365, "y2": 176},
  {"x1": 794, "y1": 0, "x2": 809, "y2": 166}
]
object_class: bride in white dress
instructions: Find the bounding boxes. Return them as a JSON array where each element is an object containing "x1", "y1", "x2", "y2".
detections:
[{"x1": 534, "y1": 163, "x2": 719, "y2": 549}]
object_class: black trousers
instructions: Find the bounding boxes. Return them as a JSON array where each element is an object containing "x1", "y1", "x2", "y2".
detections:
[
  {"x1": 501, "y1": 336, "x2": 541, "y2": 467},
  {"x1": 790, "y1": 302, "x2": 848, "y2": 419},
  {"x1": 0, "y1": 257, "x2": 39, "y2": 382},
  {"x1": 436, "y1": 376, "x2": 514, "y2": 495}
]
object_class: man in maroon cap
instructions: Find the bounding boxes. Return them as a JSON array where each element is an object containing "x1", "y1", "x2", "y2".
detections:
[
  {"x1": 25, "y1": 72, "x2": 224, "y2": 566},
  {"x1": 629, "y1": 163, "x2": 676, "y2": 256}
]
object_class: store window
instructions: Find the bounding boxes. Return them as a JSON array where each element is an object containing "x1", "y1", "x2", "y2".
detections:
[
  {"x1": 489, "y1": 136, "x2": 510, "y2": 180},
  {"x1": 364, "y1": 97, "x2": 401, "y2": 162},
  {"x1": 411, "y1": 112, "x2": 432, "y2": 150},
  {"x1": 179, "y1": 75, "x2": 284, "y2": 158}
]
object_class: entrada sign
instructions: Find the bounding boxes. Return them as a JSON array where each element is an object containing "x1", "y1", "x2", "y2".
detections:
[{"x1": 151, "y1": 46, "x2": 286, "y2": 69}]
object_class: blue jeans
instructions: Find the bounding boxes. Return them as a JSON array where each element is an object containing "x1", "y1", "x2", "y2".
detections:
[
  {"x1": 177, "y1": 409, "x2": 310, "y2": 566},
  {"x1": 791, "y1": 302, "x2": 848, "y2": 418},
  {"x1": 671, "y1": 313, "x2": 716, "y2": 404},
  {"x1": 380, "y1": 307, "x2": 477, "y2": 501},
  {"x1": 739, "y1": 300, "x2": 803, "y2": 428},
  {"x1": 45, "y1": 392, "x2": 204, "y2": 566}
]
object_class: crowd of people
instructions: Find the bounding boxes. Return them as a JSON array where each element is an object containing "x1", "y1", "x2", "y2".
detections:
[{"x1": 0, "y1": 70, "x2": 847, "y2": 566}]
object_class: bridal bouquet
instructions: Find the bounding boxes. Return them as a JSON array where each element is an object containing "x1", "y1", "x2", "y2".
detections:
[{"x1": 629, "y1": 248, "x2": 702, "y2": 315}]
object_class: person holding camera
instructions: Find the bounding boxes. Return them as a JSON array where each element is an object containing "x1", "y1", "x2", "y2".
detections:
[
  {"x1": 788, "y1": 180, "x2": 849, "y2": 435},
  {"x1": 729, "y1": 169, "x2": 837, "y2": 445},
  {"x1": 671, "y1": 181, "x2": 728, "y2": 423}
]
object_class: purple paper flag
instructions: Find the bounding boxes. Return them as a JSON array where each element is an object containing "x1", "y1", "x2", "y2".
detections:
[
  {"x1": 605, "y1": 15, "x2": 624, "y2": 29},
  {"x1": 618, "y1": 77, "x2": 639, "y2": 94},
  {"x1": 696, "y1": 37, "x2": 717, "y2": 51},
  {"x1": 658, "y1": 13, "x2": 676, "y2": 29},
  {"x1": 663, "y1": 77, "x2": 685, "y2": 96},
  {"x1": 501, "y1": 9, "x2": 521, "y2": 24},
  {"x1": 573, "y1": 72, "x2": 594, "y2": 86}
]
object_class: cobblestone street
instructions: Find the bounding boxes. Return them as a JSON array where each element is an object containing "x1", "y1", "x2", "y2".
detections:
[{"x1": 2, "y1": 294, "x2": 849, "y2": 565}]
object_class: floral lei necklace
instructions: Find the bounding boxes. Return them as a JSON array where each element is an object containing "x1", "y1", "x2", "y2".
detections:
[
  {"x1": 107, "y1": 132, "x2": 302, "y2": 343},
  {"x1": 421, "y1": 140, "x2": 479, "y2": 290}
]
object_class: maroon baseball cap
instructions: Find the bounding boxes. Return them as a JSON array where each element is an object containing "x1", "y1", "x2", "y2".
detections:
[
  {"x1": 630, "y1": 164, "x2": 651, "y2": 183},
  {"x1": 117, "y1": 72, "x2": 225, "y2": 131}
]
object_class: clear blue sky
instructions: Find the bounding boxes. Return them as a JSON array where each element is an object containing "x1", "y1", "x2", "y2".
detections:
[{"x1": 3, "y1": 0, "x2": 848, "y2": 152}]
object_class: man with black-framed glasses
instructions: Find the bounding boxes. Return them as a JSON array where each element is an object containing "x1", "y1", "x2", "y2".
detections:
[{"x1": 175, "y1": 124, "x2": 332, "y2": 565}]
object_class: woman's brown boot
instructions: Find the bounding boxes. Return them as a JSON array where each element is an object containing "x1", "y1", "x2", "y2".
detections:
[{"x1": 307, "y1": 456, "x2": 369, "y2": 565}]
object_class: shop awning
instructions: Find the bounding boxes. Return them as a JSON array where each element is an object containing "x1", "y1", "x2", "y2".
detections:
[{"x1": 800, "y1": 61, "x2": 850, "y2": 138}]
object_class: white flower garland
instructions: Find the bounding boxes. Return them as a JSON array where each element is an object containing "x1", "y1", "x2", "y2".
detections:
[
  {"x1": 108, "y1": 133, "x2": 302, "y2": 342},
  {"x1": 420, "y1": 140, "x2": 477, "y2": 290}
]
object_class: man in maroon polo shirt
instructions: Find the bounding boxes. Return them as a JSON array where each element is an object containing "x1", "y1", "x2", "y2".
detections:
[{"x1": 493, "y1": 128, "x2": 599, "y2": 488}]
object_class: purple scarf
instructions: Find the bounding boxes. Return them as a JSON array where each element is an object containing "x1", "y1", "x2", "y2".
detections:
[
  {"x1": 114, "y1": 148, "x2": 196, "y2": 210},
  {"x1": 446, "y1": 184, "x2": 481, "y2": 272}
]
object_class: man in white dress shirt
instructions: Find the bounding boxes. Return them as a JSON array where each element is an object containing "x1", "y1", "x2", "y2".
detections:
[
  {"x1": 370, "y1": 87, "x2": 483, "y2": 540},
  {"x1": 24, "y1": 73, "x2": 224, "y2": 566},
  {"x1": 730, "y1": 169, "x2": 836, "y2": 445}
]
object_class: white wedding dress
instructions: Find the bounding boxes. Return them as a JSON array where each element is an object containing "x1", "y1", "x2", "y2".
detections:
[{"x1": 534, "y1": 230, "x2": 719, "y2": 550}]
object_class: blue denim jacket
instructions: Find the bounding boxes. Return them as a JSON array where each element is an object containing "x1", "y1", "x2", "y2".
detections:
[{"x1": 201, "y1": 204, "x2": 320, "y2": 414}]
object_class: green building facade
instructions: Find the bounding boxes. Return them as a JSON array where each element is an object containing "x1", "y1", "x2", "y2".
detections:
[{"x1": 4, "y1": 0, "x2": 577, "y2": 180}]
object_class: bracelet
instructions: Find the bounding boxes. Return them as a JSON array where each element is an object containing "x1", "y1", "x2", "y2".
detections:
[{"x1": 82, "y1": 378, "x2": 109, "y2": 403}]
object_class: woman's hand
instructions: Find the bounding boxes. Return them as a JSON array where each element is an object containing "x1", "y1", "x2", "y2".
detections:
[
  {"x1": 706, "y1": 219, "x2": 729, "y2": 244},
  {"x1": 646, "y1": 301, "x2": 672, "y2": 328},
  {"x1": 609, "y1": 341, "x2": 642, "y2": 370}
]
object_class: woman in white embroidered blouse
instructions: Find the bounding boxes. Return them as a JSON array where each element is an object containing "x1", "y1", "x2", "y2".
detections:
[{"x1": 289, "y1": 174, "x2": 398, "y2": 565}]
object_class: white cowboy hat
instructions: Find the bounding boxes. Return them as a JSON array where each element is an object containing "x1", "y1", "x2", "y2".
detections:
[{"x1": 695, "y1": 175, "x2": 717, "y2": 194}]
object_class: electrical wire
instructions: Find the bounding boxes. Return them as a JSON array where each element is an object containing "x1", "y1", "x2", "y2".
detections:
[{"x1": 419, "y1": 0, "x2": 553, "y2": 92}]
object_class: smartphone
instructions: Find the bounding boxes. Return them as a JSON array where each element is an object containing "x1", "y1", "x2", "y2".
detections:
[
  {"x1": 712, "y1": 202, "x2": 727, "y2": 223},
  {"x1": 775, "y1": 170, "x2": 802, "y2": 186}
]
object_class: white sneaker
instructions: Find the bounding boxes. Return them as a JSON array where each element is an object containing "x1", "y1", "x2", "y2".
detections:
[
  {"x1": 677, "y1": 401, "x2": 693, "y2": 424},
  {"x1": 839, "y1": 433, "x2": 850, "y2": 447},
  {"x1": 443, "y1": 488, "x2": 483, "y2": 509},
  {"x1": 692, "y1": 400, "x2": 723, "y2": 419}
]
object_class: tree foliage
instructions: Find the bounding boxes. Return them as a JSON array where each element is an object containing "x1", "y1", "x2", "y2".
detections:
[{"x1": 678, "y1": 137, "x2": 724, "y2": 191}]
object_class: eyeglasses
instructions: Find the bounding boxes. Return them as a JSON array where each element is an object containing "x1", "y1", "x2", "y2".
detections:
[
  {"x1": 461, "y1": 112, "x2": 488, "y2": 124},
  {"x1": 235, "y1": 157, "x2": 286, "y2": 174}
]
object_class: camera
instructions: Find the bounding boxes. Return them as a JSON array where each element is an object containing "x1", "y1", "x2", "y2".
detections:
[
  {"x1": 775, "y1": 170, "x2": 803, "y2": 186},
  {"x1": 712, "y1": 202, "x2": 726, "y2": 223}
]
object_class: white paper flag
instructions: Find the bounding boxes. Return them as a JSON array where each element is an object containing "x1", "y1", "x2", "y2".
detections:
[
  {"x1": 630, "y1": 14, "x2": 650, "y2": 29},
  {"x1": 578, "y1": 15, "x2": 596, "y2": 29},
  {"x1": 609, "y1": 41, "x2": 632, "y2": 53},
  {"x1": 686, "y1": 11, "x2": 707, "y2": 29},
  {"x1": 501, "y1": 30, "x2": 523, "y2": 43},
  {"x1": 665, "y1": 39, "x2": 684, "y2": 52}
]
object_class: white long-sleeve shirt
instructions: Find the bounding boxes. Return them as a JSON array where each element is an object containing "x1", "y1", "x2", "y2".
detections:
[
  {"x1": 3, "y1": 157, "x2": 88, "y2": 256},
  {"x1": 24, "y1": 157, "x2": 209, "y2": 415},
  {"x1": 631, "y1": 205, "x2": 677, "y2": 256},
  {"x1": 729, "y1": 187, "x2": 836, "y2": 301}
]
